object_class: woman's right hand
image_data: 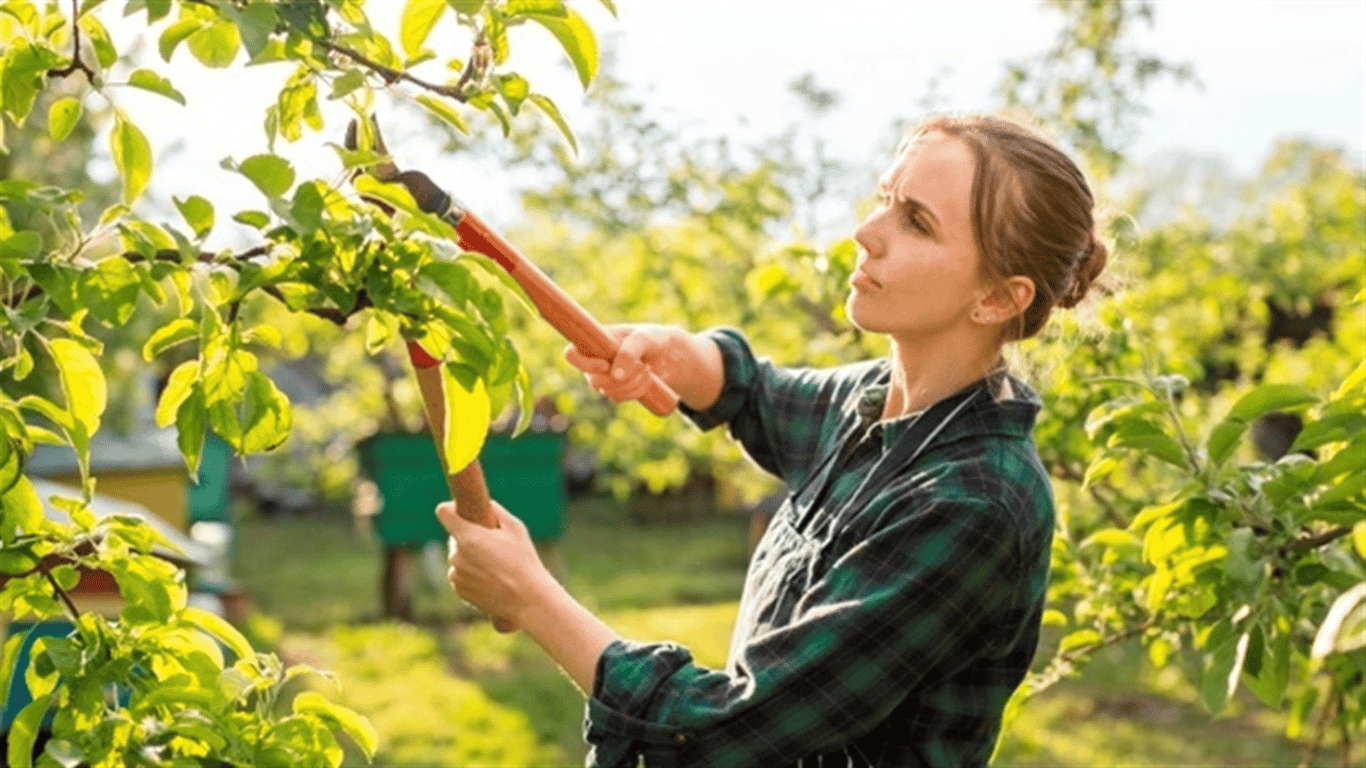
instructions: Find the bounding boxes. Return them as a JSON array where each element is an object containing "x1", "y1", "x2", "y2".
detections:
[{"x1": 565, "y1": 324, "x2": 681, "y2": 404}]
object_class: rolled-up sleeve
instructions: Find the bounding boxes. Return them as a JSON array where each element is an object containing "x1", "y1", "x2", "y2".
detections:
[
  {"x1": 678, "y1": 328, "x2": 866, "y2": 489},
  {"x1": 583, "y1": 496, "x2": 1025, "y2": 768}
]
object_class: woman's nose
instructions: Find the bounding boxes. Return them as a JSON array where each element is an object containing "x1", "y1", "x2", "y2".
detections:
[{"x1": 854, "y1": 215, "x2": 881, "y2": 258}]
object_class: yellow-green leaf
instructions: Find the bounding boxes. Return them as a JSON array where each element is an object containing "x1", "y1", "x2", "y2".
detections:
[
  {"x1": 143, "y1": 318, "x2": 199, "y2": 361},
  {"x1": 110, "y1": 111, "x2": 152, "y2": 203},
  {"x1": 527, "y1": 93, "x2": 576, "y2": 154},
  {"x1": 48, "y1": 97, "x2": 82, "y2": 141},
  {"x1": 293, "y1": 691, "x2": 379, "y2": 758},
  {"x1": 401, "y1": 0, "x2": 447, "y2": 59},
  {"x1": 237, "y1": 153, "x2": 296, "y2": 198},
  {"x1": 416, "y1": 94, "x2": 470, "y2": 135},
  {"x1": 182, "y1": 605, "x2": 254, "y2": 662},
  {"x1": 440, "y1": 364, "x2": 489, "y2": 473},
  {"x1": 156, "y1": 361, "x2": 198, "y2": 428},
  {"x1": 186, "y1": 19, "x2": 241, "y2": 68},
  {"x1": 526, "y1": 8, "x2": 597, "y2": 89},
  {"x1": 127, "y1": 68, "x2": 186, "y2": 105},
  {"x1": 48, "y1": 338, "x2": 105, "y2": 435}
]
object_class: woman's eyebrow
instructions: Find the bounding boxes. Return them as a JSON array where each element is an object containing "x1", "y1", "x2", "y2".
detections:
[{"x1": 901, "y1": 195, "x2": 941, "y2": 233}]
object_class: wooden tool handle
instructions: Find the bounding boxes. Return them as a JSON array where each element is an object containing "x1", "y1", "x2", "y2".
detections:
[
  {"x1": 453, "y1": 210, "x2": 680, "y2": 417},
  {"x1": 408, "y1": 341, "x2": 515, "y2": 633}
]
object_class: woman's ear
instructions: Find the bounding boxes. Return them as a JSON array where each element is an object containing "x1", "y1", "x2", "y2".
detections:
[{"x1": 972, "y1": 276, "x2": 1035, "y2": 326}]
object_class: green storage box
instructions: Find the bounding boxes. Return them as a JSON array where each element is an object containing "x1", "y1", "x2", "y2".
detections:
[
  {"x1": 357, "y1": 432, "x2": 565, "y2": 547},
  {"x1": 188, "y1": 433, "x2": 233, "y2": 524}
]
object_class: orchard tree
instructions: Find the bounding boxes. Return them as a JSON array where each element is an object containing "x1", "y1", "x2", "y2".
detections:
[{"x1": 0, "y1": 0, "x2": 612, "y2": 764}]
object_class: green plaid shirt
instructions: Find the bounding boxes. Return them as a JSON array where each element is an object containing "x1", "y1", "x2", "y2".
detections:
[{"x1": 585, "y1": 328, "x2": 1054, "y2": 768}]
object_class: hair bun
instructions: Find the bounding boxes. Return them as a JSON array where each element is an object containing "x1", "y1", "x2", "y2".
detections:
[{"x1": 1060, "y1": 233, "x2": 1108, "y2": 309}]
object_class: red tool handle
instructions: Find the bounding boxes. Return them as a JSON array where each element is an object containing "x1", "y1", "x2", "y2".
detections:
[
  {"x1": 408, "y1": 341, "x2": 516, "y2": 633},
  {"x1": 449, "y1": 206, "x2": 680, "y2": 417}
]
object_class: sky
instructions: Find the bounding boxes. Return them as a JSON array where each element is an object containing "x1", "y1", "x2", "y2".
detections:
[{"x1": 103, "y1": 0, "x2": 1365, "y2": 242}]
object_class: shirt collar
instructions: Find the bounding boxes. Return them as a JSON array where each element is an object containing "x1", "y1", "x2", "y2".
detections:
[{"x1": 847, "y1": 359, "x2": 1041, "y2": 450}]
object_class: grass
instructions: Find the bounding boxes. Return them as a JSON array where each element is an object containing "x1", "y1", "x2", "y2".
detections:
[{"x1": 232, "y1": 496, "x2": 1349, "y2": 767}]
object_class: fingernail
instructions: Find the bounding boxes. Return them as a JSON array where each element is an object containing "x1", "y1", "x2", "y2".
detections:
[{"x1": 612, "y1": 367, "x2": 625, "y2": 380}]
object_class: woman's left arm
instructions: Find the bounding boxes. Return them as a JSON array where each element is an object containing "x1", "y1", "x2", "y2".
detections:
[{"x1": 438, "y1": 501, "x2": 618, "y2": 693}]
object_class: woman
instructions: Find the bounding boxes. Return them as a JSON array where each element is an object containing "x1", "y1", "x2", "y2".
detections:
[{"x1": 437, "y1": 114, "x2": 1108, "y2": 767}]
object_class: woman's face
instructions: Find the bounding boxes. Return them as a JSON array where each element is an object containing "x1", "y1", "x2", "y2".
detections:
[{"x1": 847, "y1": 131, "x2": 984, "y2": 340}]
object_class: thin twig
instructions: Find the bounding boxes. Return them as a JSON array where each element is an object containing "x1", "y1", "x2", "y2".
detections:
[
  {"x1": 46, "y1": 0, "x2": 96, "y2": 81},
  {"x1": 318, "y1": 40, "x2": 470, "y2": 101},
  {"x1": 37, "y1": 561, "x2": 82, "y2": 622}
]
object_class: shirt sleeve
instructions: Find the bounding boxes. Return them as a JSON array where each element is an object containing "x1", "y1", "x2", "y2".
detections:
[
  {"x1": 678, "y1": 327, "x2": 854, "y2": 489},
  {"x1": 583, "y1": 495, "x2": 1026, "y2": 768}
]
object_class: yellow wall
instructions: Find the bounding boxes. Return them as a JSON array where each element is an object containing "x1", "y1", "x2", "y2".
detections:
[{"x1": 50, "y1": 467, "x2": 189, "y2": 532}]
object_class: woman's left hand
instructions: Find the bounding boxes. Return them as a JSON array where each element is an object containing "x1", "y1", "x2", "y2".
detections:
[{"x1": 436, "y1": 500, "x2": 552, "y2": 630}]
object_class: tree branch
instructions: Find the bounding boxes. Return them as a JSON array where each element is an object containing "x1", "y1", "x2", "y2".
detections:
[
  {"x1": 1290, "y1": 525, "x2": 1353, "y2": 554},
  {"x1": 318, "y1": 40, "x2": 470, "y2": 102},
  {"x1": 46, "y1": 0, "x2": 96, "y2": 81}
]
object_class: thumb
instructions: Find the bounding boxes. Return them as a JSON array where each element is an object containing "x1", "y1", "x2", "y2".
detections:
[{"x1": 435, "y1": 501, "x2": 466, "y2": 536}]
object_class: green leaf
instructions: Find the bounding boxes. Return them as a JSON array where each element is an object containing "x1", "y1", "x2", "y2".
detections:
[
  {"x1": 176, "y1": 389, "x2": 208, "y2": 481},
  {"x1": 232, "y1": 1, "x2": 280, "y2": 61},
  {"x1": 174, "y1": 194, "x2": 215, "y2": 239},
  {"x1": 47, "y1": 97, "x2": 82, "y2": 141},
  {"x1": 506, "y1": 0, "x2": 565, "y2": 15},
  {"x1": 238, "y1": 154, "x2": 296, "y2": 198},
  {"x1": 526, "y1": 7, "x2": 597, "y2": 88},
  {"x1": 182, "y1": 605, "x2": 254, "y2": 662},
  {"x1": 416, "y1": 94, "x2": 470, "y2": 135},
  {"x1": 401, "y1": 0, "x2": 447, "y2": 58},
  {"x1": 1332, "y1": 358, "x2": 1366, "y2": 401},
  {"x1": 48, "y1": 338, "x2": 105, "y2": 436},
  {"x1": 110, "y1": 110, "x2": 152, "y2": 203},
  {"x1": 1, "y1": 231, "x2": 41, "y2": 260},
  {"x1": 527, "y1": 93, "x2": 577, "y2": 153},
  {"x1": 293, "y1": 691, "x2": 379, "y2": 759},
  {"x1": 78, "y1": 14, "x2": 118, "y2": 68},
  {"x1": 143, "y1": 318, "x2": 199, "y2": 362},
  {"x1": 6, "y1": 693, "x2": 52, "y2": 768},
  {"x1": 237, "y1": 371, "x2": 292, "y2": 453},
  {"x1": 127, "y1": 68, "x2": 186, "y2": 105},
  {"x1": 1234, "y1": 382, "x2": 1320, "y2": 419},
  {"x1": 186, "y1": 18, "x2": 241, "y2": 68},
  {"x1": 0, "y1": 475, "x2": 44, "y2": 539},
  {"x1": 234, "y1": 210, "x2": 272, "y2": 229},
  {"x1": 1312, "y1": 581, "x2": 1366, "y2": 658},
  {"x1": 1200, "y1": 630, "x2": 1249, "y2": 715},
  {"x1": 1106, "y1": 418, "x2": 1188, "y2": 469},
  {"x1": 159, "y1": 17, "x2": 204, "y2": 62},
  {"x1": 596, "y1": 0, "x2": 618, "y2": 16},
  {"x1": 76, "y1": 256, "x2": 141, "y2": 326},
  {"x1": 289, "y1": 181, "x2": 326, "y2": 234},
  {"x1": 156, "y1": 361, "x2": 198, "y2": 428},
  {"x1": 440, "y1": 364, "x2": 489, "y2": 473},
  {"x1": 494, "y1": 72, "x2": 530, "y2": 114},
  {"x1": 448, "y1": 0, "x2": 484, "y2": 14}
]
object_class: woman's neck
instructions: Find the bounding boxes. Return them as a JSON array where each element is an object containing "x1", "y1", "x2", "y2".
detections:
[{"x1": 883, "y1": 329, "x2": 1004, "y2": 420}]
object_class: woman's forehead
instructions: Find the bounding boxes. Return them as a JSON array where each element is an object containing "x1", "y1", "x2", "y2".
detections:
[{"x1": 880, "y1": 131, "x2": 976, "y2": 206}]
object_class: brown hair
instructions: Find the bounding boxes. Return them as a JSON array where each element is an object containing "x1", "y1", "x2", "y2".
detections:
[{"x1": 904, "y1": 114, "x2": 1107, "y2": 340}]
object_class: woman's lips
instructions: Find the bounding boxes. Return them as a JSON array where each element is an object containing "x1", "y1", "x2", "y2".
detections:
[{"x1": 850, "y1": 270, "x2": 880, "y2": 290}]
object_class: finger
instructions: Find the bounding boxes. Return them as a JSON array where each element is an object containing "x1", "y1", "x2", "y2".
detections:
[
  {"x1": 435, "y1": 501, "x2": 477, "y2": 539},
  {"x1": 611, "y1": 332, "x2": 656, "y2": 382},
  {"x1": 492, "y1": 502, "x2": 529, "y2": 538},
  {"x1": 565, "y1": 344, "x2": 611, "y2": 374}
]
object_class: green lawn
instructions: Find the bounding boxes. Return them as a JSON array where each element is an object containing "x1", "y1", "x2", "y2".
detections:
[{"x1": 232, "y1": 496, "x2": 1346, "y2": 767}]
